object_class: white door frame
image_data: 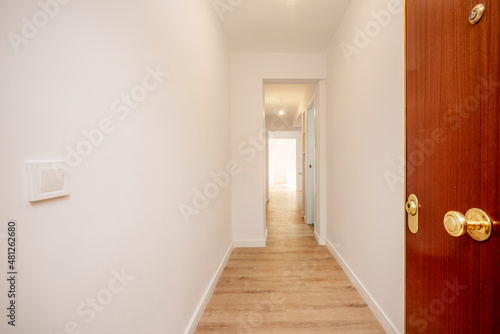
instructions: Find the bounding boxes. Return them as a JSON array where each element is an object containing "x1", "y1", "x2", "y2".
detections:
[
  {"x1": 263, "y1": 79, "x2": 327, "y2": 246},
  {"x1": 305, "y1": 101, "x2": 315, "y2": 226}
]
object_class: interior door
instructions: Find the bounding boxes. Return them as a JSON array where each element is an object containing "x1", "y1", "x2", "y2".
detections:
[{"x1": 406, "y1": 1, "x2": 499, "y2": 333}]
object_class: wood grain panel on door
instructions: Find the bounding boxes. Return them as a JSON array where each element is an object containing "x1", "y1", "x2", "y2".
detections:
[{"x1": 406, "y1": 0, "x2": 499, "y2": 332}]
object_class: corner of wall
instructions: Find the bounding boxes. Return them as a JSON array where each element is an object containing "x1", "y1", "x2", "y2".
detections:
[
  {"x1": 186, "y1": 241, "x2": 235, "y2": 334},
  {"x1": 325, "y1": 240, "x2": 400, "y2": 334}
]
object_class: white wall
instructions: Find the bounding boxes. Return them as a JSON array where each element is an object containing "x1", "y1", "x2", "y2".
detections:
[
  {"x1": 265, "y1": 115, "x2": 301, "y2": 131},
  {"x1": 302, "y1": 81, "x2": 327, "y2": 245},
  {"x1": 231, "y1": 54, "x2": 326, "y2": 247},
  {"x1": 325, "y1": 0, "x2": 404, "y2": 333},
  {"x1": 0, "y1": 1, "x2": 232, "y2": 333}
]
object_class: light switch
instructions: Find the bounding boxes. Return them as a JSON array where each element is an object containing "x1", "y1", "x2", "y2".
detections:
[
  {"x1": 39, "y1": 168, "x2": 65, "y2": 193},
  {"x1": 26, "y1": 162, "x2": 70, "y2": 202}
]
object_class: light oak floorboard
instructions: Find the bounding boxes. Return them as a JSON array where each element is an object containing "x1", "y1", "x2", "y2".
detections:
[{"x1": 196, "y1": 186, "x2": 385, "y2": 333}]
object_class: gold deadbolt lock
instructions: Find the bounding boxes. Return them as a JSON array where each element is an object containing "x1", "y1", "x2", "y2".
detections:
[
  {"x1": 406, "y1": 194, "x2": 418, "y2": 234},
  {"x1": 444, "y1": 208, "x2": 492, "y2": 242},
  {"x1": 469, "y1": 4, "x2": 485, "y2": 24}
]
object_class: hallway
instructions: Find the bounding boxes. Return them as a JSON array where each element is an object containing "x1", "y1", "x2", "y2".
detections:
[{"x1": 196, "y1": 187, "x2": 384, "y2": 333}]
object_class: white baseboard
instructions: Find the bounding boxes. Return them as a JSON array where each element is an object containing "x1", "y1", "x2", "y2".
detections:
[
  {"x1": 325, "y1": 239, "x2": 399, "y2": 334},
  {"x1": 234, "y1": 239, "x2": 266, "y2": 247},
  {"x1": 186, "y1": 241, "x2": 234, "y2": 334},
  {"x1": 314, "y1": 230, "x2": 325, "y2": 246}
]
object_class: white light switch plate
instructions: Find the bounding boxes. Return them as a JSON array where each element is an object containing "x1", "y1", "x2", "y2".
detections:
[{"x1": 26, "y1": 162, "x2": 70, "y2": 202}]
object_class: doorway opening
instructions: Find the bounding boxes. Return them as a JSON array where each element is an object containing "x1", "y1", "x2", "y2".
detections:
[
  {"x1": 263, "y1": 79, "x2": 324, "y2": 245},
  {"x1": 269, "y1": 138, "x2": 297, "y2": 191}
]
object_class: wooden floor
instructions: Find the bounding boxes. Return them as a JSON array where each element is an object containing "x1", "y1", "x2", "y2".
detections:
[{"x1": 196, "y1": 186, "x2": 385, "y2": 333}]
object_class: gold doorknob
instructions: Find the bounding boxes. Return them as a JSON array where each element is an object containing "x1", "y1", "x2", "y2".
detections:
[{"x1": 444, "y1": 208, "x2": 493, "y2": 242}]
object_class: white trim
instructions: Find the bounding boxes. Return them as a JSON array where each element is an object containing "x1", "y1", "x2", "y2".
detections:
[
  {"x1": 318, "y1": 80, "x2": 327, "y2": 245},
  {"x1": 314, "y1": 230, "x2": 325, "y2": 246},
  {"x1": 185, "y1": 241, "x2": 234, "y2": 334},
  {"x1": 234, "y1": 239, "x2": 266, "y2": 248},
  {"x1": 325, "y1": 239, "x2": 399, "y2": 334}
]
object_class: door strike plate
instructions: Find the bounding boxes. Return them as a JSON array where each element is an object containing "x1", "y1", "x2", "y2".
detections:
[{"x1": 406, "y1": 194, "x2": 419, "y2": 234}]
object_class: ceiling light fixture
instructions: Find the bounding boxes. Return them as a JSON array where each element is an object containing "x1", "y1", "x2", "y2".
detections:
[{"x1": 279, "y1": 98, "x2": 286, "y2": 116}]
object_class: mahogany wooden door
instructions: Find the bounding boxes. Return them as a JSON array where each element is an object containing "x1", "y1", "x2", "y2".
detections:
[{"x1": 406, "y1": 1, "x2": 499, "y2": 333}]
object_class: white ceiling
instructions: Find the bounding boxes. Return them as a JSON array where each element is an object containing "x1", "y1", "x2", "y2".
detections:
[
  {"x1": 216, "y1": 1, "x2": 350, "y2": 127},
  {"x1": 264, "y1": 83, "x2": 310, "y2": 117},
  {"x1": 215, "y1": 0, "x2": 351, "y2": 53}
]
